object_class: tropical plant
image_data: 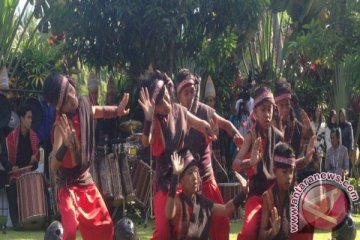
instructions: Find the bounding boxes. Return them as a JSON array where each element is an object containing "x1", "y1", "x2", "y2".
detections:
[{"x1": 0, "y1": 0, "x2": 50, "y2": 81}]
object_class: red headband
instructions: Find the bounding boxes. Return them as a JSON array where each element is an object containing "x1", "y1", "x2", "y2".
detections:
[
  {"x1": 275, "y1": 93, "x2": 292, "y2": 103},
  {"x1": 254, "y1": 90, "x2": 275, "y2": 108},
  {"x1": 56, "y1": 77, "x2": 69, "y2": 110},
  {"x1": 274, "y1": 155, "x2": 296, "y2": 167},
  {"x1": 176, "y1": 77, "x2": 195, "y2": 93},
  {"x1": 152, "y1": 79, "x2": 165, "y2": 102}
]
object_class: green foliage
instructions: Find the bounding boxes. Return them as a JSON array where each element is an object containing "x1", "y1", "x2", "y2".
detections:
[
  {"x1": 14, "y1": 35, "x2": 63, "y2": 90},
  {"x1": 0, "y1": 0, "x2": 49, "y2": 74},
  {"x1": 282, "y1": 0, "x2": 360, "y2": 112},
  {"x1": 46, "y1": 0, "x2": 264, "y2": 113}
]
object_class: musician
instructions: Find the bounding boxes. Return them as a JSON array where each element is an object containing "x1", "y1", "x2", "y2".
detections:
[
  {"x1": 43, "y1": 71, "x2": 130, "y2": 240},
  {"x1": 138, "y1": 70, "x2": 217, "y2": 240},
  {"x1": 175, "y1": 69, "x2": 244, "y2": 240},
  {"x1": 5, "y1": 104, "x2": 40, "y2": 228},
  {"x1": 0, "y1": 129, "x2": 9, "y2": 189}
]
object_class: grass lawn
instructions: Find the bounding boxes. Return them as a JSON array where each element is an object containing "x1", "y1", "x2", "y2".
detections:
[{"x1": 3, "y1": 214, "x2": 360, "y2": 239}]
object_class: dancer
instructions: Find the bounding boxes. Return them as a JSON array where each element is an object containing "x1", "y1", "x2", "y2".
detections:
[
  {"x1": 175, "y1": 68, "x2": 244, "y2": 240},
  {"x1": 232, "y1": 86, "x2": 283, "y2": 240},
  {"x1": 166, "y1": 150, "x2": 246, "y2": 240},
  {"x1": 43, "y1": 71, "x2": 129, "y2": 240},
  {"x1": 138, "y1": 70, "x2": 216, "y2": 240},
  {"x1": 259, "y1": 142, "x2": 296, "y2": 240}
]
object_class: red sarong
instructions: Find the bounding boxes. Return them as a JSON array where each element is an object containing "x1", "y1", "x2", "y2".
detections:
[
  {"x1": 202, "y1": 179, "x2": 230, "y2": 240},
  {"x1": 58, "y1": 183, "x2": 114, "y2": 240},
  {"x1": 237, "y1": 195, "x2": 262, "y2": 240},
  {"x1": 152, "y1": 190, "x2": 171, "y2": 240}
]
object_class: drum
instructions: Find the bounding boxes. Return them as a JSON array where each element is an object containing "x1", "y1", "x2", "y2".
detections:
[
  {"x1": 17, "y1": 172, "x2": 47, "y2": 229},
  {"x1": 90, "y1": 146, "x2": 105, "y2": 191},
  {"x1": 218, "y1": 182, "x2": 243, "y2": 221},
  {"x1": 99, "y1": 152, "x2": 124, "y2": 206},
  {"x1": 117, "y1": 144, "x2": 135, "y2": 202},
  {"x1": 131, "y1": 160, "x2": 153, "y2": 207},
  {"x1": 8, "y1": 166, "x2": 33, "y2": 182}
]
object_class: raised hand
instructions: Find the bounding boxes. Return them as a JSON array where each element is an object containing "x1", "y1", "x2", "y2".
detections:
[
  {"x1": 58, "y1": 114, "x2": 75, "y2": 147},
  {"x1": 138, "y1": 87, "x2": 155, "y2": 121},
  {"x1": 117, "y1": 93, "x2": 130, "y2": 116},
  {"x1": 270, "y1": 206, "x2": 281, "y2": 237},
  {"x1": 171, "y1": 152, "x2": 184, "y2": 176},
  {"x1": 304, "y1": 135, "x2": 316, "y2": 165},
  {"x1": 301, "y1": 109, "x2": 312, "y2": 137},
  {"x1": 250, "y1": 137, "x2": 262, "y2": 166}
]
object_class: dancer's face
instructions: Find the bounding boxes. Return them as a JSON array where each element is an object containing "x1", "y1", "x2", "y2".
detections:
[
  {"x1": 254, "y1": 101, "x2": 273, "y2": 130},
  {"x1": 277, "y1": 99, "x2": 291, "y2": 120},
  {"x1": 177, "y1": 84, "x2": 195, "y2": 110},
  {"x1": 180, "y1": 165, "x2": 200, "y2": 195},
  {"x1": 155, "y1": 87, "x2": 171, "y2": 115},
  {"x1": 61, "y1": 81, "x2": 79, "y2": 113},
  {"x1": 275, "y1": 167, "x2": 294, "y2": 191}
]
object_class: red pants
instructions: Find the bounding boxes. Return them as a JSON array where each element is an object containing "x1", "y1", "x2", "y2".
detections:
[
  {"x1": 58, "y1": 183, "x2": 114, "y2": 240},
  {"x1": 152, "y1": 189, "x2": 171, "y2": 240},
  {"x1": 202, "y1": 179, "x2": 230, "y2": 240},
  {"x1": 237, "y1": 195, "x2": 262, "y2": 240}
]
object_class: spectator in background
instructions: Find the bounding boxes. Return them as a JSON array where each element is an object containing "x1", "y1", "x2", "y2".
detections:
[
  {"x1": 311, "y1": 106, "x2": 326, "y2": 171},
  {"x1": 325, "y1": 128, "x2": 349, "y2": 177},
  {"x1": 325, "y1": 109, "x2": 340, "y2": 151},
  {"x1": 339, "y1": 108, "x2": 354, "y2": 175}
]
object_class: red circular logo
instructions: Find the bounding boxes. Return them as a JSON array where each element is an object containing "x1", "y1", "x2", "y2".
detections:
[{"x1": 301, "y1": 182, "x2": 349, "y2": 230}]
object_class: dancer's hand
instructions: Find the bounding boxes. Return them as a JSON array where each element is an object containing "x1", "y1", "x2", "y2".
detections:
[
  {"x1": 233, "y1": 133, "x2": 244, "y2": 148},
  {"x1": 234, "y1": 171, "x2": 249, "y2": 195},
  {"x1": 209, "y1": 118, "x2": 219, "y2": 137},
  {"x1": 250, "y1": 137, "x2": 262, "y2": 166},
  {"x1": 29, "y1": 155, "x2": 37, "y2": 165},
  {"x1": 171, "y1": 152, "x2": 184, "y2": 176},
  {"x1": 58, "y1": 114, "x2": 75, "y2": 147},
  {"x1": 204, "y1": 123, "x2": 217, "y2": 142},
  {"x1": 138, "y1": 87, "x2": 155, "y2": 121},
  {"x1": 304, "y1": 135, "x2": 316, "y2": 165},
  {"x1": 270, "y1": 207, "x2": 281, "y2": 237},
  {"x1": 117, "y1": 93, "x2": 130, "y2": 116},
  {"x1": 301, "y1": 109, "x2": 312, "y2": 137}
]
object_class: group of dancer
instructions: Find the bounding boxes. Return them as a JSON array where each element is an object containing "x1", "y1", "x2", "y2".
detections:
[{"x1": 43, "y1": 68, "x2": 320, "y2": 240}]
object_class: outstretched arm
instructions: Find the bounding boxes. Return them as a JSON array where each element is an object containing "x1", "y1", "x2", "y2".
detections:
[
  {"x1": 187, "y1": 111, "x2": 217, "y2": 142},
  {"x1": 212, "y1": 175, "x2": 247, "y2": 216},
  {"x1": 214, "y1": 113, "x2": 244, "y2": 147},
  {"x1": 92, "y1": 93, "x2": 130, "y2": 119}
]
